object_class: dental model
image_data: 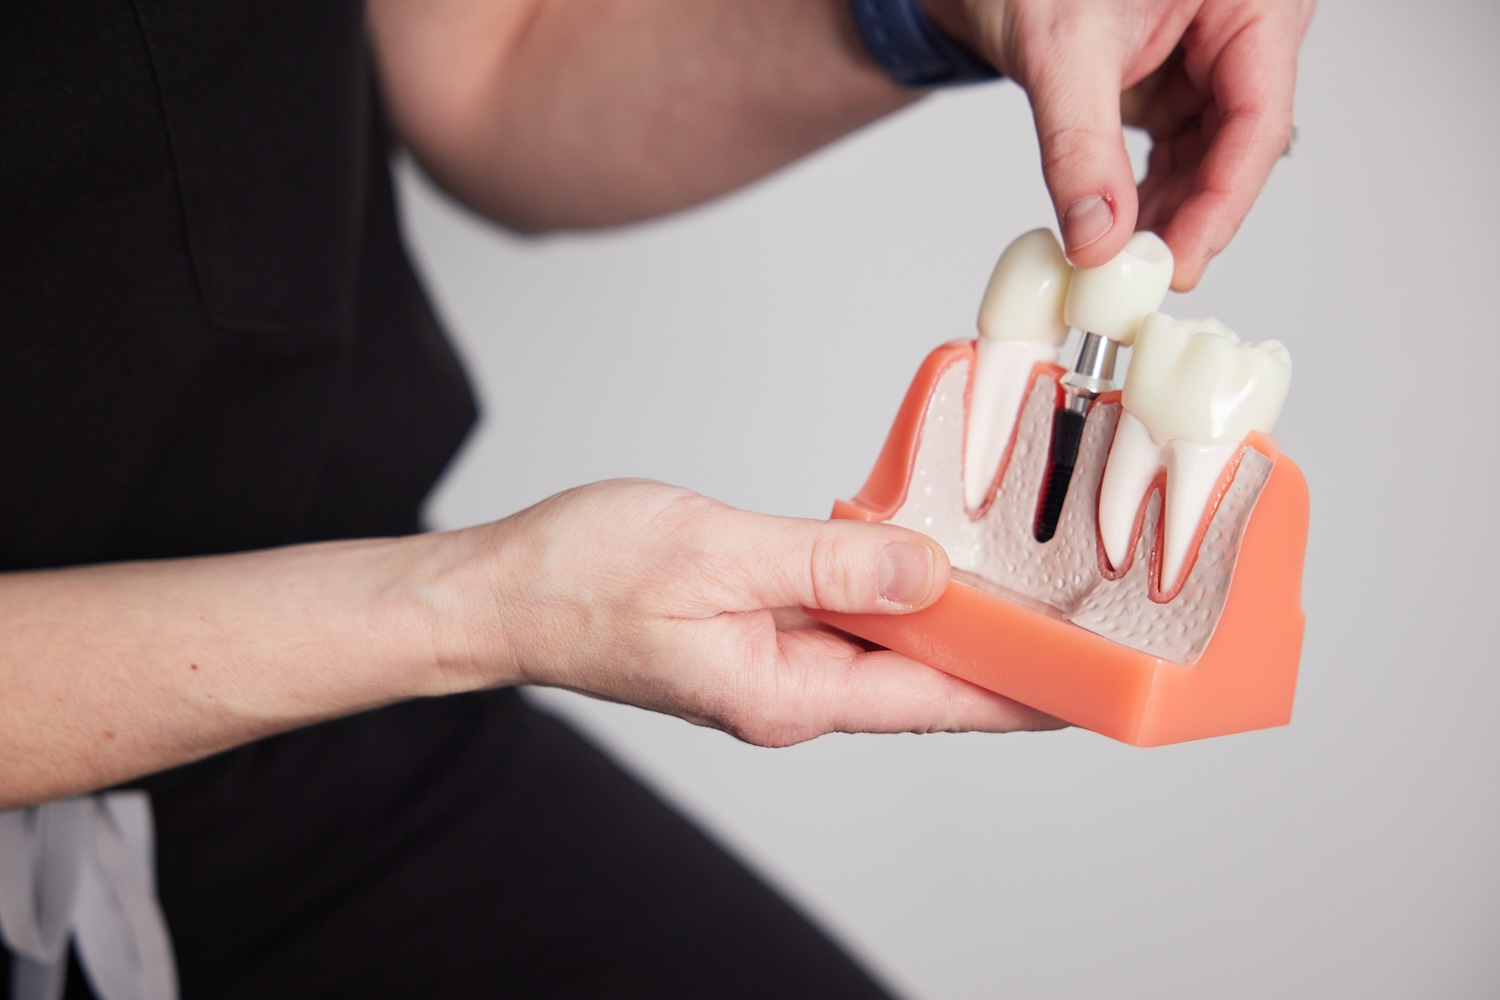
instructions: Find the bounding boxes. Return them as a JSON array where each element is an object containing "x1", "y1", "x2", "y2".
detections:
[{"x1": 809, "y1": 233, "x2": 1309, "y2": 746}]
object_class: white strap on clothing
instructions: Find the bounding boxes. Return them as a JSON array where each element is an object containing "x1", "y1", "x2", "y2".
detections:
[{"x1": 0, "y1": 793, "x2": 178, "y2": 1000}]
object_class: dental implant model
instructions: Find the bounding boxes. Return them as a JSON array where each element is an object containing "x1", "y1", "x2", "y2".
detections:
[{"x1": 809, "y1": 230, "x2": 1309, "y2": 746}]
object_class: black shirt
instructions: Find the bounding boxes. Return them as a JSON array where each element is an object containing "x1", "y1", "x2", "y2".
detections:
[{"x1": 0, "y1": 0, "x2": 476, "y2": 571}]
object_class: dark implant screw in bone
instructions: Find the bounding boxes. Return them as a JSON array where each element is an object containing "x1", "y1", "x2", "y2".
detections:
[
  {"x1": 1034, "y1": 404, "x2": 1086, "y2": 542},
  {"x1": 1034, "y1": 332, "x2": 1119, "y2": 543}
]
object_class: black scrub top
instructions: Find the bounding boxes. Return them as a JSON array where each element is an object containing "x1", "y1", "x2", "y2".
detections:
[{"x1": 0, "y1": 0, "x2": 477, "y2": 571}]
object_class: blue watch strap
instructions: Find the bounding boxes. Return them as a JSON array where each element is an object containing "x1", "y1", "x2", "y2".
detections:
[{"x1": 849, "y1": 0, "x2": 1001, "y2": 88}]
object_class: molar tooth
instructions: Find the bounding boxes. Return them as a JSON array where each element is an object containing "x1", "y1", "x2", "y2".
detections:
[
  {"x1": 964, "y1": 229, "x2": 1071, "y2": 511},
  {"x1": 1123, "y1": 314, "x2": 1291, "y2": 446},
  {"x1": 1104, "y1": 314, "x2": 1292, "y2": 593}
]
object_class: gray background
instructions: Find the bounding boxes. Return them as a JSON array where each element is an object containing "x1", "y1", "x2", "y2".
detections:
[{"x1": 394, "y1": 2, "x2": 1500, "y2": 997}]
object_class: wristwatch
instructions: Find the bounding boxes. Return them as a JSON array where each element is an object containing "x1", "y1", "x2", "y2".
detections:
[{"x1": 849, "y1": 0, "x2": 1001, "y2": 88}]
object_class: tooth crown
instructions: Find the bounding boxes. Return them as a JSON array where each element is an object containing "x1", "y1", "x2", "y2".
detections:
[
  {"x1": 1063, "y1": 231, "x2": 1174, "y2": 344},
  {"x1": 976, "y1": 228, "x2": 1072, "y2": 345},
  {"x1": 1123, "y1": 313, "x2": 1292, "y2": 446}
]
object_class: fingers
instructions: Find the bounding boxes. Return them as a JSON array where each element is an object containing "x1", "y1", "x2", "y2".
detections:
[
  {"x1": 995, "y1": 1, "x2": 1307, "y2": 288},
  {"x1": 1154, "y1": 16, "x2": 1301, "y2": 289},
  {"x1": 1018, "y1": 26, "x2": 1140, "y2": 267},
  {"x1": 695, "y1": 508, "x2": 952, "y2": 617},
  {"x1": 727, "y1": 633, "x2": 1064, "y2": 747},
  {"x1": 1136, "y1": 124, "x2": 1207, "y2": 236},
  {"x1": 813, "y1": 648, "x2": 1065, "y2": 737}
]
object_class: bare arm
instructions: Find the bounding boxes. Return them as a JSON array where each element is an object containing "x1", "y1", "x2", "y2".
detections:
[
  {"x1": 0, "y1": 534, "x2": 469, "y2": 808},
  {"x1": 2, "y1": 481, "x2": 1054, "y2": 810},
  {"x1": 366, "y1": 0, "x2": 918, "y2": 231}
]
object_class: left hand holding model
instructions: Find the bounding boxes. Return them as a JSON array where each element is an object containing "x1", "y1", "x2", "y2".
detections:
[{"x1": 455, "y1": 479, "x2": 1060, "y2": 746}]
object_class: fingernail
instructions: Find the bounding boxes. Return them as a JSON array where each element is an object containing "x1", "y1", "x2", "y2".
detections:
[
  {"x1": 1063, "y1": 195, "x2": 1114, "y2": 254},
  {"x1": 878, "y1": 543, "x2": 934, "y2": 606}
]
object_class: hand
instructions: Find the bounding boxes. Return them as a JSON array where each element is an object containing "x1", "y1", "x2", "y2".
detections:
[
  {"x1": 931, "y1": 0, "x2": 1315, "y2": 289},
  {"x1": 456, "y1": 480, "x2": 1059, "y2": 746}
]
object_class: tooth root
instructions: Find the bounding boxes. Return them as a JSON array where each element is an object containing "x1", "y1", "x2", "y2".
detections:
[
  {"x1": 964, "y1": 229, "x2": 1071, "y2": 511},
  {"x1": 1097, "y1": 411, "x2": 1162, "y2": 570},
  {"x1": 1160, "y1": 440, "x2": 1240, "y2": 594},
  {"x1": 963, "y1": 340, "x2": 1056, "y2": 511}
]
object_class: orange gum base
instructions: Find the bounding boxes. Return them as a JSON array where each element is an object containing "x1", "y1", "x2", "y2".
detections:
[{"x1": 807, "y1": 341, "x2": 1310, "y2": 747}]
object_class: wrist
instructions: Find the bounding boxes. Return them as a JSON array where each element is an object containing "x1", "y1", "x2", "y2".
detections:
[{"x1": 401, "y1": 524, "x2": 529, "y2": 697}]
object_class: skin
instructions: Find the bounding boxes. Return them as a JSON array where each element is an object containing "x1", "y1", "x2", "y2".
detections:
[
  {"x1": 2, "y1": 0, "x2": 1311, "y2": 808},
  {"x1": 0, "y1": 481, "x2": 1050, "y2": 809},
  {"x1": 364, "y1": 0, "x2": 922, "y2": 230},
  {"x1": 927, "y1": 0, "x2": 1317, "y2": 289}
]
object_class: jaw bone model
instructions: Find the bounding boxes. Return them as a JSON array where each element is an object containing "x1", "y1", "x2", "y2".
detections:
[{"x1": 809, "y1": 231, "x2": 1309, "y2": 746}]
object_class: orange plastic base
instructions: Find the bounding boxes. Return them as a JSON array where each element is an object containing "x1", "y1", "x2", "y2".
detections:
[{"x1": 808, "y1": 342, "x2": 1309, "y2": 746}]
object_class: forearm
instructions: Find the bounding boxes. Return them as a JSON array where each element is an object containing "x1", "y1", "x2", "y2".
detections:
[
  {"x1": 0, "y1": 532, "x2": 486, "y2": 809},
  {"x1": 368, "y1": 0, "x2": 919, "y2": 231}
]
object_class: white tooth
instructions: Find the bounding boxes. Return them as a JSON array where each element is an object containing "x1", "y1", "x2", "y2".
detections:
[
  {"x1": 964, "y1": 229, "x2": 1071, "y2": 511},
  {"x1": 1105, "y1": 313, "x2": 1292, "y2": 593},
  {"x1": 1096, "y1": 410, "x2": 1161, "y2": 570},
  {"x1": 1063, "y1": 232, "x2": 1174, "y2": 345},
  {"x1": 1123, "y1": 314, "x2": 1292, "y2": 446},
  {"x1": 975, "y1": 228, "x2": 1071, "y2": 345}
]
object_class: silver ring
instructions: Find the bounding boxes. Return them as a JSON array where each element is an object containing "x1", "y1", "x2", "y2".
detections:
[{"x1": 1281, "y1": 122, "x2": 1300, "y2": 159}]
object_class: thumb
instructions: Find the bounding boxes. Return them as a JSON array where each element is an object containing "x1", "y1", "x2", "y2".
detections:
[
  {"x1": 712, "y1": 511, "x2": 951, "y2": 615},
  {"x1": 1021, "y1": 41, "x2": 1139, "y2": 267}
]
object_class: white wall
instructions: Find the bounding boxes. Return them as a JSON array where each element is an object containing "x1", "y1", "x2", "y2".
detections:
[{"x1": 396, "y1": 3, "x2": 1500, "y2": 996}]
